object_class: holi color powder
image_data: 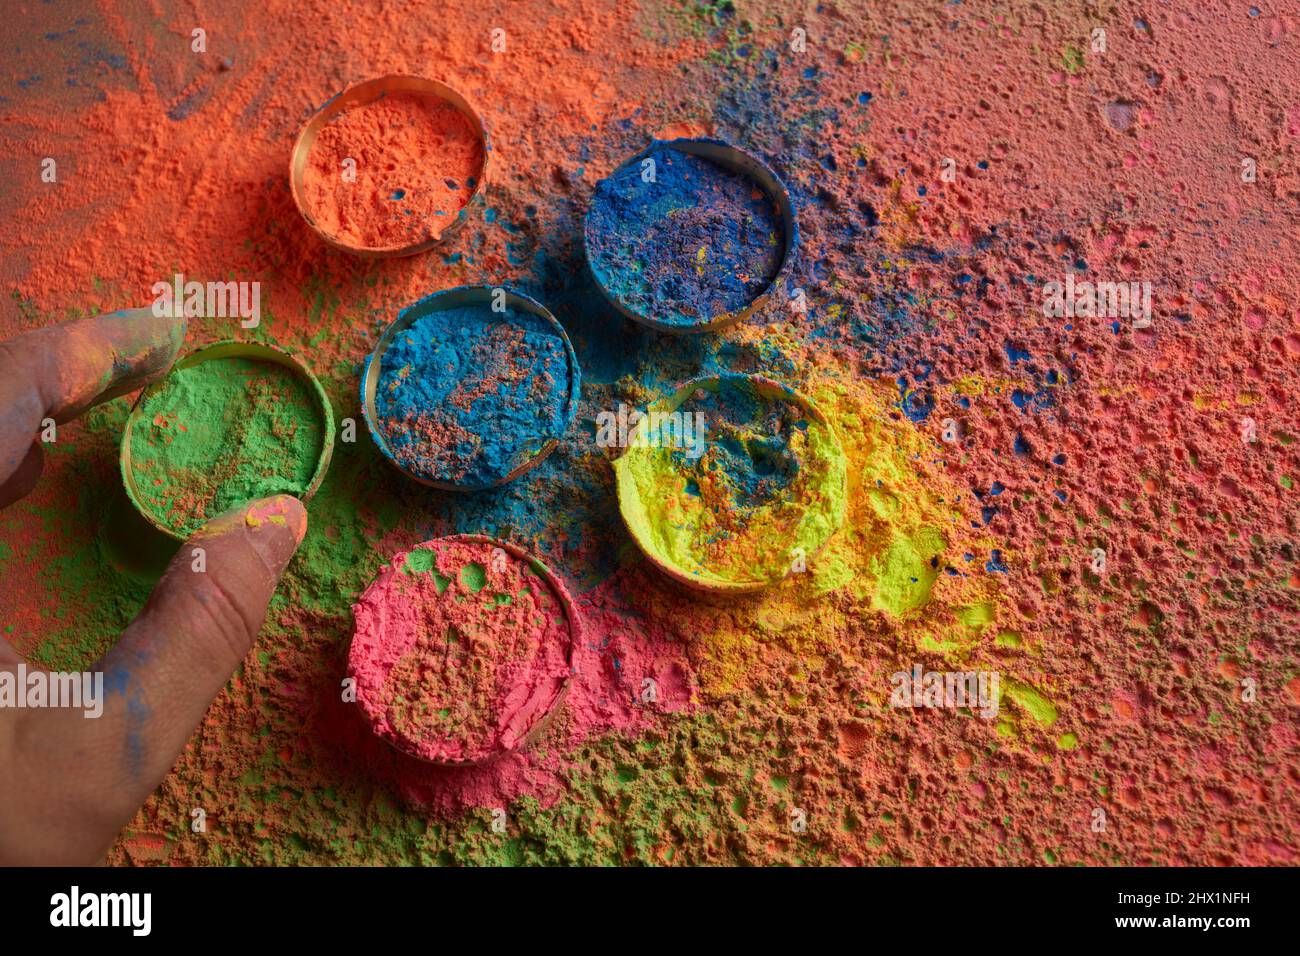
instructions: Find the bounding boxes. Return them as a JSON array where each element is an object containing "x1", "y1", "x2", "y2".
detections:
[
  {"x1": 615, "y1": 375, "x2": 845, "y2": 590},
  {"x1": 585, "y1": 145, "x2": 785, "y2": 329},
  {"x1": 372, "y1": 298, "x2": 578, "y2": 489},
  {"x1": 4, "y1": 0, "x2": 1299, "y2": 870},
  {"x1": 126, "y1": 356, "x2": 327, "y2": 537},
  {"x1": 301, "y1": 92, "x2": 484, "y2": 250},
  {"x1": 347, "y1": 538, "x2": 573, "y2": 764}
]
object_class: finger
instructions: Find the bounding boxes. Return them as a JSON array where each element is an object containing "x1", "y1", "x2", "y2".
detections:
[
  {"x1": 0, "y1": 307, "x2": 185, "y2": 502},
  {"x1": 0, "y1": 442, "x2": 43, "y2": 510},
  {"x1": 0, "y1": 494, "x2": 306, "y2": 865}
]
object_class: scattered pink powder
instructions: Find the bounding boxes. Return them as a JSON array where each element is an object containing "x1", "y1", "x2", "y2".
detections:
[
  {"x1": 347, "y1": 538, "x2": 572, "y2": 764},
  {"x1": 318, "y1": 559, "x2": 698, "y2": 816}
]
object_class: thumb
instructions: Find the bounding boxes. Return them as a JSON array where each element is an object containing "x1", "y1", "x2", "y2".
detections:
[
  {"x1": 0, "y1": 494, "x2": 306, "y2": 865},
  {"x1": 109, "y1": 493, "x2": 308, "y2": 752}
]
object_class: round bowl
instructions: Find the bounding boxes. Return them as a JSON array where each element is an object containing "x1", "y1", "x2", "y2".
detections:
[
  {"x1": 583, "y1": 137, "x2": 798, "y2": 334},
  {"x1": 120, "y1": 340, "x2": 335, "y2": 541},
  {"x1": 359, "y1": 285, "x2": 580, "y2": 492}
]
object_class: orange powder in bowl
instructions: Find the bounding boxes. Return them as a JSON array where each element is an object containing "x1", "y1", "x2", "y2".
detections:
[
  {"x1": 301, "y1": 92, "x2": 485, "y2": 250},
  {"x1": 347, "y1": 537, "x2": 575, "y2": 765}
]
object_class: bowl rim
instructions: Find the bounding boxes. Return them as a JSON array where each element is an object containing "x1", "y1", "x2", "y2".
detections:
[
  {"x1": 612, "y1": 371, "x2": 844, "y2": 596},
  {"x1": 347, "y1": 533, "x2": 580, "y2": 767}
]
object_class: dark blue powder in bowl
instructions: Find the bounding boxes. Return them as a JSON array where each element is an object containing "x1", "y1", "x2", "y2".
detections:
[{"x1": 585, "y1": 144, "x2": 786, "y2": 330}]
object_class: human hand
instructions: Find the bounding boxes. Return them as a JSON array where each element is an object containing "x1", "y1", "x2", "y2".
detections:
[{"x1": 0, "y1": 308, "x2": 307, "y2": 865}]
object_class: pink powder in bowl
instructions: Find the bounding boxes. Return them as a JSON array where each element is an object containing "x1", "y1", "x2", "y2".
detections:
[{"x1": 347, "y1": 536, "x2": 576, "y2": 764}]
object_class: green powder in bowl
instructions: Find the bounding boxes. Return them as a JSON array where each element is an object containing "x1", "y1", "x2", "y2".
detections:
[
  {"x1": 122, "y1": 342, "x2": 334, "y2": 539},
  {"x1": 613, "y1": 373, "x2": 846, "y2": 594}
]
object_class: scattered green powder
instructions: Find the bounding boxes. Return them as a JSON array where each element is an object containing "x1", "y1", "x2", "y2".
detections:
[
  {"x1": 127, "y1": 356, "x2": 326, "y2": 537},
  {"x1": 404, "y1": 549, "x2": 438, "y2": 574},
  {"x1": 1003, "y1": 681, "x2": 1059, "y2": 726},
  {"x1": 995, "y1": 630, "x2": 1023, "y2": 649},
  {"x1": 460, "y1": 562, "x2": 488, "y2": 592},
  {"x1": 870, "y1": 527, "x2": 946, "y2": 616}
]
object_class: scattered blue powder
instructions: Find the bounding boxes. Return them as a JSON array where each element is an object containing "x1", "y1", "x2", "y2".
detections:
[
  {"x1": 374, "y1": 299, "x2": 576, "y2": 489},
  {"x1": 900, "y1": 387, "x2": 934, "y2": 422},
  {"x1": 1005, "y1": 342, "x2": 1031, "y2": 365},
  {"x1": 585, "y1": 145, "x2": 785, "y2": 329}
]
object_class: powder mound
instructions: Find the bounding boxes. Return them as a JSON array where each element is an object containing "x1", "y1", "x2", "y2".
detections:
[
  {"x1": 614, "y1": 374, "x2": 846, "y2": 588},
  {"x1": 374, "y1": 300, "x2": 576, "y2": 488},
  {"x1": 347, "y1": 539, "x2": 573, "y2": 764},
  {"x1": 127, "y1": 356, "x2": 326, "y2": 537},
  {"x1": 302, "y1": 92, "x2": 484, "y2": 249},
  {"x1": 585, "y1": 145, "x2": 785, "y2": 328}
]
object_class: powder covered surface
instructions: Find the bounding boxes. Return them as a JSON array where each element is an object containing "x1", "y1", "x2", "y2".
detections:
[
  {"x1": 1, "y1": 0, "x2": 1297, "y2": 867},
  {"x1": 127, "y1": 356, "x2": 325, "y2": 537},
  {"x1": 374, "y1": 301, "x2": 575, "y2": 487},
  {"x1": 586, "y1": 146, "x2": 785, "y2": 328},
  {"x1": 302, "y1": 92, "x2": 484, "y2": 249},
  {"x1": 348, "y1": 539, "x2": 572, "y2": 764}
]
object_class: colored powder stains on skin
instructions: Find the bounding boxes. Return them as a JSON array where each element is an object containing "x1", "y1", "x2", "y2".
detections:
[
  {"x1": 585, "y1": 146, "x2": 784, "y2": 328},
  {"x1": 302, "y1": 93, "x2": 484, "y2": 249},
  {"x1": 615, "y1": 374, "x2": 845, "y2": 589},
  {"x1": 127, "y1": 357, "x2": 325, "y2": 537},
  {"x1": 375, "y1": 301, "x2": 576, "y2": 488},
  {"x1": 347, "y1": 539, "x2": 572, "y2": 764}
]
